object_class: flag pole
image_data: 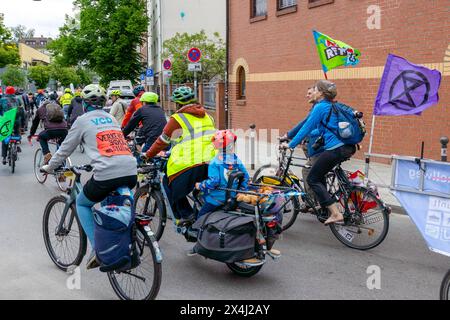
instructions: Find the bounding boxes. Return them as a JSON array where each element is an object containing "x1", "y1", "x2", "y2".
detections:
[
  {"x1": 365, "y1": 114, "x2": 376, "y2": 176},
  {"x1": 324, "y1": 71, "x2": 328, "y2": 80}
]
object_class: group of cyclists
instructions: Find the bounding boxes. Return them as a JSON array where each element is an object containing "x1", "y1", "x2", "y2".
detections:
[{"x1": 1, "y1": 78, "x2": 358, "y2": 268}]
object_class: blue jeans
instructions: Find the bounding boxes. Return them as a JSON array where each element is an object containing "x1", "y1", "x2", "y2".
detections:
[
  {"x1": 197, "y1": 202, "x2": 221, "y2": 219},
  {"x1": 76, "y1": 191, "x2": 96, "y2": 247}
]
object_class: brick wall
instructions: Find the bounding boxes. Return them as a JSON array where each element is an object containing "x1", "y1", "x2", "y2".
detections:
[{"x1": 228, "y1": 0, "x2": 450, "y2": 160}]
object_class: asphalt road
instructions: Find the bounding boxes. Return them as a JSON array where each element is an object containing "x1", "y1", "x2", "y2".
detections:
[{"x1": 0, "y1": 138, "x2": 449, "y2": 300}]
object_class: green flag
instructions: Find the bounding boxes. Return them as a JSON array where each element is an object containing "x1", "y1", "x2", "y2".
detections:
[
  {"x1": 0, "y1": 108, "x2": 18, "y2": 142},
  {"x1": 313, "y1": 30, "x2": 361, "y2": 73}
]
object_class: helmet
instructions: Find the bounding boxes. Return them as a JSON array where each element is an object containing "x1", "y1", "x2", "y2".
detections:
[
  {"x1": 171, "y1": 86, "x2": 195, "y2": 105},
  {"x1": 37, "y1": 89, "x2": 44, "y2": 94},
  {"x1": 211, "y1": 130, "x2": 237, "y2": 149},
  {"x1": 140, "y1": 92, "x2": 159, "y2": 104},
  {"x1": 49, "y1": 92, "x2": 58, "y2": 101},
  {"x1": 133, "y1": 85, "x2": 145, "y2": 96},
  {"x1": 110, "y1": 89, "x2": 122, "y2": 97},
  {"x1": 65, "y1": 88, "x2": 72, "y2": 94},
  {"x1": 82, "y1": 84, "x2": 107, "y2": 107},
  {"x1": 5, "y1": 86, "x2": 15, "y2": 95},
  {"x1": 74, "y1": 91, "x2": 82, "y2": 97}
]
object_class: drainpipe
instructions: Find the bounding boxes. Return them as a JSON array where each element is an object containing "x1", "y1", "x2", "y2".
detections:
[{"x1": 225, "y1": 0, "x2": 230, "y2": 129}]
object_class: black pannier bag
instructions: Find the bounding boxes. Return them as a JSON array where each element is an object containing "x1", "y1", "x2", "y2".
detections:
[{"x1": 192, "y1": 210, "x2": 257, "y2": 263}]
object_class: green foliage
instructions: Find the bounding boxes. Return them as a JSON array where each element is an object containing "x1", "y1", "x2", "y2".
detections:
[
  {"x1": 28, "y1": 65, "x2": 51, "y2": 89},
  {"x1": 10, "y1": 25, "x2": 35, "y2": 41},
  {"x1": 49, "y1": 0, "x2": 148, "y2": 85},
  {"x1": 163, "y1": 31, "x2": 225, "y2": 83},
  {"x1": 0, "y1": 65, "x2": 26, "y2": 87},
  {"x1": 49, "y1": 64, "x2": 81, "y2": 87},
  {"x1": 0, "y1": 20, "x2": 20, "y2": 67}
]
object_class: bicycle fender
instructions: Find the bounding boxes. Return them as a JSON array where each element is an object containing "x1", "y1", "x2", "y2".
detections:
[{"x1": 143, "y1": 225, "x2": 163, "y2": 263}]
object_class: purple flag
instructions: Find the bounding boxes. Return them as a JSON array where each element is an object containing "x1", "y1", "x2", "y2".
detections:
[{"x1": 374, "y1": 54, "x2": 441, "y2": 116}]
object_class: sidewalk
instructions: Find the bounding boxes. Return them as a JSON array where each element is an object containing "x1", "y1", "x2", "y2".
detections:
[{"x1": 234, "y1": 137, "x2": 403, "y2": 213}]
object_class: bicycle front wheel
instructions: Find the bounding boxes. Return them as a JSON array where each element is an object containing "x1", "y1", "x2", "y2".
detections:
[
  {"x1": 34, "y1": 148, "x2": 48, "y2": 184},
  {"x1": 42, "y1": 196, "x2": 87, "y2": 271},
  {"x1": 56, "y1": 157, "x2": 73, "y2": 192},
  {"x1": 440, "y1": 269, "x2": 450, "y2": 300},
  {"x1": 330, "y1": 187, "x2": 389, "y2": 250},
  {"x1": 107, "y1": 226, "x2": 162, "y2": 300},
  {"x1": 10, "y1": 144, "x2": 16, "y2": 174},
  {"x1": 134, "y1": 187, "x2": 167, "y2": 241}
]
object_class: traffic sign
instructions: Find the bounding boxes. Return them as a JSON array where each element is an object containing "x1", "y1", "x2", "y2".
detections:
[
  {"x1": 163, "y1": 70, "x2": 172, "y2": 78},
  {"x1": 187, "y1": 47, "x2": 201, "y2": 63},
  {"x1": 188, "y1": 63, "x2": 202, "y2": 72},
  {"x1": 146, "y1": 76, "x2": 154, "y2": 85},
  {"x1": 163, "y1": 59, "x2": 172, "y2": 70},
  {"x1": 146, "y1": 68, "x2": 154, "y2": 77},
  {"x1": 140, "y1": 73, "x2": 145, "y2": 81}
]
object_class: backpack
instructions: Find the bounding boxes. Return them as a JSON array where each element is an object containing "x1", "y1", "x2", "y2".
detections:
[
  {"x1": 46, "y1": 103, "x2": 65, "y2": 123},
  {"x1": 93, "y1": 188, "x2": 140, "y2": 272},
  {"x1": 192, "y1": 210, "x2": 257, "y2": 263},
  {"x1": 322, "y1": 102, "x2": 366, "y2": 145}
]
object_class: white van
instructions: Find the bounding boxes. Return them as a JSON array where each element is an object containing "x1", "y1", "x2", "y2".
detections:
[{"x1": 107, "y1": 80, "x2": 134, "y2": 98}]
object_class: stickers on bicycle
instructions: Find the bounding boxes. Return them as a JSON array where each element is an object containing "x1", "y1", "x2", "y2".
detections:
[
  {"x1": 96, "y1": 130, "x2": 132, "y2": 157},
  {"x1": 336, "y1": 225, "x2": 355, "y2": 243}
]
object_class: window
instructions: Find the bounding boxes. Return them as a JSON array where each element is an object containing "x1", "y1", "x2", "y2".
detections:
[
  {"x1": 278, "y1": 0, "x2": 297, "y2": 10},
  {"x1": 308, "y1": 0, "x2": 334, "y2": 8},
  {"x1": 251, "y1": 0, "x2": 267, "y2": 18},
  {"x1": 238, "y1": 67, "x2": 246, "y2": 100}
]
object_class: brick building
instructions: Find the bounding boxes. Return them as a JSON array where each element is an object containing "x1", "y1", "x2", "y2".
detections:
[{"x1": 228, "y1": 0, "x2": 450, "y2": 160}]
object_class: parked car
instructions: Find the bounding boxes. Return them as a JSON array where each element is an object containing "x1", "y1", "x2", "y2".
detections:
[{"x1": 107, "y1": 80, "x2": 134, "y2": 98}]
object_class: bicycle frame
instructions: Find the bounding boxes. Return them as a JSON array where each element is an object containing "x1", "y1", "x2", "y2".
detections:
[{"x1": 55, "y1": 172, "x2": 83, "y2": 237}]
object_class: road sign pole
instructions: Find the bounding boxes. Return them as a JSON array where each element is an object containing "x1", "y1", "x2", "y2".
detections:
[{"x1": 194, "y1": 71, "x2": 198, "y2": 100}]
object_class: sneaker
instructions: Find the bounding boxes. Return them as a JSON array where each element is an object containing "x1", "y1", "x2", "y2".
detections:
[
  {"x1": 177, "y1": 214, "x2": 196, "y2": 226},
  {"x1": 43, "y1": 153, "x2": 52, "y2": 165},
  {"x1": 186, "y1": 248, "x2": 198, "y2": 257},
  {"x1": 240, "y1": 257, "x2": 264, "y2": 267},
  {"x1": 58, "y1": 175, "x2": 67, "y2": 183},
  {"x1": 267, "y1": 248, "x2": 281, "y2": 259},
  {"x1": 17, "y1": 146, "x2": 22, "y2": 153},
  {"x1": 2, "y1": 158, "x2": 6, "y2": 165},
  {"x1": 86, "y1": 251, "x2": 100, "y2": 270}
]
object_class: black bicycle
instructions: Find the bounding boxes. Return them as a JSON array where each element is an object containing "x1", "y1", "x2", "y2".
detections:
[
  {"x1": 42, "y1": 164, "x2": 162, "y2": 300},
  {"x1": 253, "y1": 143, "x2": 391, "y2": 250},
  {"x1": 441, "y1": 269, "x2": 450, "y2": 300},
  {"x1": 5, "y1": 135, "x2": 21, "y2": 174}
]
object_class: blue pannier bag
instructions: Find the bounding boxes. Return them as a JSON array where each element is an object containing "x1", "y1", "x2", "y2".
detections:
[
  {"x1": 93, "y1": 187, "x2": 140, "y2": 272},
  {"x1": 323, "y1": 102, "x2": 366, "y2": 145}
]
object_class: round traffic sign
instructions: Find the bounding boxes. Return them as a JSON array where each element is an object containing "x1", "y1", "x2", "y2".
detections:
[
  {"x1": 163, "y1": 59, "x2": 172, "y2": 70},
  {"x1": 188, "y1": 47, "x2": 202, "y2": 63}
]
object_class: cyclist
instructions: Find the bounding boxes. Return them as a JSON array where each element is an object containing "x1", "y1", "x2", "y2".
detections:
[
  {"x1": 122, "y1": 92, "x2": 166, "y2": 153},
  {"x1": 28, "y1": 101, "x2": 68, "y2": 165},
  {"x1": 60, "y1": 88, "x2": 73, "y2": 118},
  {"x1": 121, "y1": 85, "x2": 145, "y2": 128},
  {"x1": 281, "y1": 80, "x2": 356, "y2": 225},
  {"x1": 35, "y1": 89, "x2": 46, "y2": 107},
  {"x1": 41, "y1": 84, "x2": 137, "y2": 269},
  {"x1": 67, "y1": 90, "x2": 84, "y2": 127},
  {"x1": 143, "y1": 86, "x2": 216, "y2": 225},
  {"x1": 0, "y1": 86, "x2": 25, "y2": 165},
  {"x1": 109, "y1": 90, "x2": 128, "y2": 125}
]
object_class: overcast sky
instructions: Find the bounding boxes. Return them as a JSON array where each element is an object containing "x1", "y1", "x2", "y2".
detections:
[{"x1": 1, "y1": 0, "x2": 75, "y2": 38}]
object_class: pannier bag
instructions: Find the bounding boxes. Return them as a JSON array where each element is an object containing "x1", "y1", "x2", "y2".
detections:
[{"x1": 192, "y1": 210, "x2": 257, "y2": 263}]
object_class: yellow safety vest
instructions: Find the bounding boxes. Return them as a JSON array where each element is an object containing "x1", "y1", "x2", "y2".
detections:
[
  {"x1": 167, "y1": 112, "x2": 217, "y2": 177},
  {"x1": 60, "y1": 93, "x2": 73, "y2": 106}
]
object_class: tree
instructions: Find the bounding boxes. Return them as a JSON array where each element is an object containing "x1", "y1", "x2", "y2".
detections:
[
  {"x1": 49, "y1": 64, "x2": 80, "y2": 87},
  {"x1": 0, "y1": 20, "x2": 20, "y2": 67},
  {"x1": 10, "y1": 25, "x2": 35, "y2": 41},
  {"x1": 49, "y1": 0, "x2": 148, "y2": 86},
  {"x1": 162, "y1": 31, "x2": 226, "y2": 83},
  {"x1": 28, "y1": 65, "x2": 51, "y2": 89},
  {"x1": 0, "y1": 65, "x2": 26, "y2": 87}
]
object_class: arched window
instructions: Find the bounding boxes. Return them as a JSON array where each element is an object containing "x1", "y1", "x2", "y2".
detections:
[{"x1": 238, "y1": 66, "x2": 246, "y2": 100}]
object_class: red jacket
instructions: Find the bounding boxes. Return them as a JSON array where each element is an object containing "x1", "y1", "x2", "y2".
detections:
[{"x1": 121, "y1": 91, "x2": 144, "y2": 128}]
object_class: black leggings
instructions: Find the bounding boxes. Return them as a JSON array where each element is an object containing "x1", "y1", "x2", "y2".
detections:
[
  {"x1": 306, "y1": 145, "x2": 356, "y2": 207},
  {"x1": 83, "y1": 175, "x2": 137, "y2": 203}
]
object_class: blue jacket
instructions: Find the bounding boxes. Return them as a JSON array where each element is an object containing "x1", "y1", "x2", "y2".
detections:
[
  {"x1": 198, "y1": 153, "x2": 249, "y2": 206},
  {"x1": 288, "y1": 99, "x2": 344, "y2": 151}
]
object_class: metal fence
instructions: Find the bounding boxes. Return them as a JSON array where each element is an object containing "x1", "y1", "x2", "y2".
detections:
[{"x1": 203, "y1": 82, "x2": 216, "y2": 109}]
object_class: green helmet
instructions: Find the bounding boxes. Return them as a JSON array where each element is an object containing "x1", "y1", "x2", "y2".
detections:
[
  {"x1": 140, "y1": 92, "x2": 159, "y2": 104},
  {"x1": 171, "y1": 86, "x2": 195, "y2": 105},
  {"x1": 82, "y1": 84, "x2": 107, "y2": 107},
  {"x1": 65, "y1": 88, "x2": 72, "y2": 94},
  {"x1": 110, "y1": 89, "x2": 122, "y2": 97}
]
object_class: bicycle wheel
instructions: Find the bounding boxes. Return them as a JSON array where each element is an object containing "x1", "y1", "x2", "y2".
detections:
[
  {"x1": 107, "y1": 226, "x2": 162, "y2": 300},
  {"x1": 252, "y1": 164, "x2": 278, "y2": 182},
  {"x1": 226, "y1": 263, "x2": 263, "y2": 278},
  {"x1": 79, "y1": 144, "x2": 85, "y2": 154},
  {"x1": 56, "y1": 157, "x2": 73, "y2": 192},
  {"x1": 329, "y1": 186, "x2": 389, "y2": 250},
  {"x1": 440, "y1": 270, "x2": 450, "y2": 300},
  {"x1": 42, "y1": 196, "x2": 87, "y2": 271},
  {"x1": 34, "y1": 148, "x2": 48, "y2": 184},
  {"x1": 10, "y1": 143, "x2": 16, "y2": 174},
  {"x1": 134, "y1": 187, "x2": 167, "y2": 241}
]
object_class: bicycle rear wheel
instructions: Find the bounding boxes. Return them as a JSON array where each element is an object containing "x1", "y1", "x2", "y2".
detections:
[
  {"x1": 42, "y1": 196, "x2": 87, "y2": 271},
  {"x1": 34, "y1": 148, "x2": 48, "y2": 184},
  {"x1": 440, "y1": 269, "x2": 450, "y2": 300},
  {"x1": 9, "y1": 143, "x2": 16, "y2": 174},
  {"x1": 330, "y1": 186, "x2": 389, "y2": 250},
  {"x1": 134, "y1": 187, "x2": 167, "y2": 241},
  {"x1": 226, "y1": 263, "x2": 263, "y2": 277},
  {"x1": 107, "y1": 226, "x2": 162, "y2": 300}
]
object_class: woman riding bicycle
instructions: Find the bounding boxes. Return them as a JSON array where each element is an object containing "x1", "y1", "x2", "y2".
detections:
[
  {"x1": 281, "y1": 80, "x2": 356, "y2": 225},
  {"x1": 41, "y1": 84, "x2": 138, "y2": 269}
]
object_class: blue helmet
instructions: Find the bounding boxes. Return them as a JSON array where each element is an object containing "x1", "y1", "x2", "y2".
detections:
[{"x1": 133, "y1": 85, "x2": 145, "y2": 97}]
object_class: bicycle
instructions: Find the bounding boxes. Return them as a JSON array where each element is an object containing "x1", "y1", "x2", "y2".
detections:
[
  {"x1": 134, "y1": 157, "x2": 288, "y2": 277},
  {"x1": 4, "y1": 135, "x2": 21, "y2": 174},
  {"x1": 30, "y1": 135, "x2": 73, "y2": 192},
  {"x1": 440, "y1": 269, "x2": 450, "y2": 300},
  {"x1": 253, "y1": 141, "x2": 391, "y2": 250},
  {"x1": 42, "y1": 164, "x2": 162, "y2": 300}
]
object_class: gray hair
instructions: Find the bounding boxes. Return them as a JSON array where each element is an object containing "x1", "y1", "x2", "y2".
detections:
[{"x1": 315, "y1": 80, "x2": 337, "y2": 100}]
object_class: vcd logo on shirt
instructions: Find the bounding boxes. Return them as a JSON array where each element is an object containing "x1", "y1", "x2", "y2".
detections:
[{"x1": 91, "y1": 117, "x2": 113, "y2": 125}]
